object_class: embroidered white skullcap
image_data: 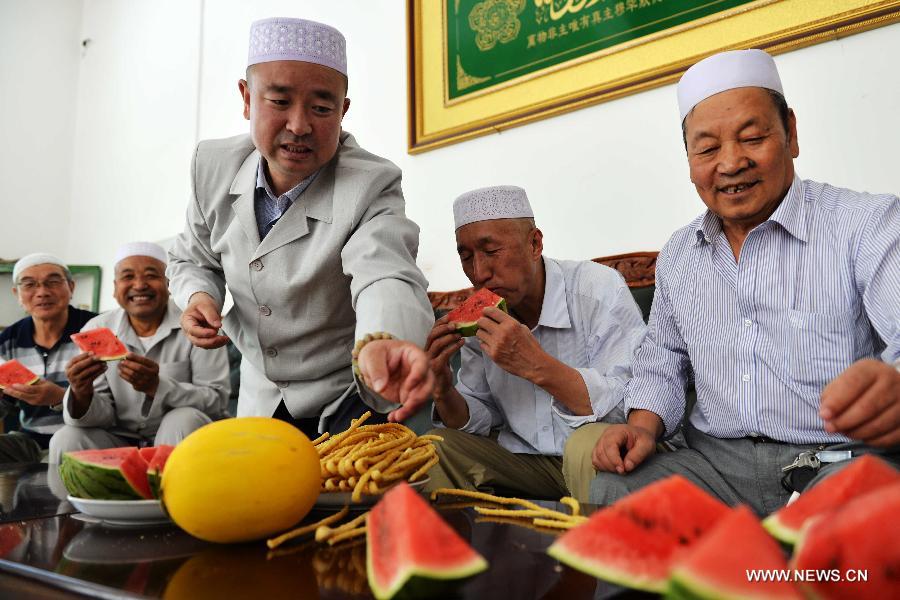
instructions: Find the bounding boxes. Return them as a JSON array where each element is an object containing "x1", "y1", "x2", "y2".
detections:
[
  {"x1": 114, "y1": 242, "x2": 168, "y2": 268},
  {"x1": 453, "y1": 185, "x2": 534, "y2": 230},
  {"x1": 677, "y1": 49, "x2": 783, "y2": 122},
  {"x1": 13, "y1": 253, "x2": 70, "y2": 282},
  {"x1": 248, "y1": 17, "x2": 347, "y2": 76}
]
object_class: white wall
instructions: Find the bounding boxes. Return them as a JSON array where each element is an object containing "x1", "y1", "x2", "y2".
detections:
[
  {"x1": 3, "y1": 1, "x2": 899, "y2": 308},
  {"x1": 65, "y1": 0, "x2": 202, "y2": 309},
  {"x1": 0, "y1": 0, "x2": 82, "y2": 260}
]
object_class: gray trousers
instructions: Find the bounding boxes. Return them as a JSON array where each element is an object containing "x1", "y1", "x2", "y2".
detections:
[
  {"x1": 48, "y1": 407, "x2": 212, "y2": 464},
  {"x1": 589, "y1": 426, "x2": 900, "y2": 516}
]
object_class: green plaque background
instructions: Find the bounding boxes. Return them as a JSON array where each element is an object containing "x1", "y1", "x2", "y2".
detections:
[{"x1": 447, "y1": 0, "x2": 755, "y2": 100}]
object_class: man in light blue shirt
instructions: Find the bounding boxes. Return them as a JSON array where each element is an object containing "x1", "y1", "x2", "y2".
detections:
[
  {"x1": 425, "y1": 186, "x2": 646, "y2": 502},
  {"x1": 590, "y1": 50, "x2": 900, "y2": 514}
]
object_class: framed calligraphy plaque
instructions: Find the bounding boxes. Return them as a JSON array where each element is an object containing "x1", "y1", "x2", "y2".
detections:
[{"x1": 408, "y1": 0, "x2": 900, "y2": 153}]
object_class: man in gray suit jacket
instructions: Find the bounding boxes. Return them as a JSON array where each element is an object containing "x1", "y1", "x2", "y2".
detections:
[{"x1": 167, "y1": 17, "x2": 434, "y2": 437}]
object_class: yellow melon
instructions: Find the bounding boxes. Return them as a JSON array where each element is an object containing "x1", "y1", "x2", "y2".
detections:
[{"x1": 161, "y1": 417, "x2": 320, "y2": 543}]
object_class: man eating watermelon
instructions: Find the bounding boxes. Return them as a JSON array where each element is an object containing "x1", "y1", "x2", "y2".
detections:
[
  {"x1": 166, "y1": 17, "x2": 435, "y2": 438},
  {"x1": 423, "y1": 185, "x2": 647, "y2": 502},
  {"x1": 0, "y1": 254, "x2": 96, "y2": 464},
  {"x1": 48, "y1": 242, "x2": 230, "y2": 463},
  {"x1": 590, "y1": 50, "x2": 900, "y2": 515}
]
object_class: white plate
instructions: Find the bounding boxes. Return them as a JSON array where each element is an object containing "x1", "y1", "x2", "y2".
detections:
[
  {"x1": 67, "y1": 495, "x2": 170, "y2": 524},
  {"x1": 315, "y1": 477, "x2": 429, "y2": 509}
]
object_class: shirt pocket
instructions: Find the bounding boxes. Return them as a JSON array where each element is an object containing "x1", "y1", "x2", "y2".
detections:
[
  {"x1": 786, "y1": 309, "x2": 855, "y2": 391},
  {"x1": 158, "y1": 360, "x2": 191, "y2": 383}
]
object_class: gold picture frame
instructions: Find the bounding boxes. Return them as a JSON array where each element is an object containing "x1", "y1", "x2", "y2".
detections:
[{"x1": 408, "y1": 0, "x2": 900, "y2": 153}]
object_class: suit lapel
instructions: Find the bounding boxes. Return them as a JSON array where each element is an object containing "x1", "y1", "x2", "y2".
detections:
[
  {"x1": 252, "y1": 161, "x2": 335, "y2": 260},
  {"x1": 230, "y1": 151, "x2": 262, "y2": 249}
]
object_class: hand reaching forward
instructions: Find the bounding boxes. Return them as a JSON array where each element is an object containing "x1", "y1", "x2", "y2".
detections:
[{"x1": 358, "y1": 339, "x2": 435, "y2": 423}]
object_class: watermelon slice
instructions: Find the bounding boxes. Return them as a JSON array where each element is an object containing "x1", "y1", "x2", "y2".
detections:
[
  {"x1": 547, "y1": 475, "x2": 730, "y2": 593},
  {"x1": 146, "y1": 444, "x2": 174, "y2": 498},
  {"x1": 0, "y1": 359, "x2": 39, "y2": 389},
  {"x1": 59, "y1": 447, "x2": 154, "y2": 500},
  {"x1": 763, "y1": 455, "x2": 900, "y2": 545},
  {"x1": 792, "y1": 480, "x2": 900, "y2": 600},
  {"x1": 367, "y1": 481, "x2": 487, "y2": 600},
  {"x1": 71, "y1": 327, "x2": 128, "y2": 361},
  {"x1": 445, "y1": 288, "x2": 507, "y2": 337},
  {"x1": 668, "y1": 505, "x2": 802, "y2": 599}
]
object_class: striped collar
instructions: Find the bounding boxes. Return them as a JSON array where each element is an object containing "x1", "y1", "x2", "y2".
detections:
[
  {"x1": 536, "y1": 257, "x2": 572, "y2": 330},
  {"x1": 694, "y1": 176, "x2": 807, "y2": 246}
]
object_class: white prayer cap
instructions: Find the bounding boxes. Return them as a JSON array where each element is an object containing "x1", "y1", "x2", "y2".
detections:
[
  {"x1": 453, "y1": 185, "x2": 534, "y2": 230},
  {"x1": 13, "y1": 253, "x2": 70, "y2": 283},
  {"x1": 114, "y1": 242, "x2": 168, "y2": 268},
  {"x1": 248, "y1": 17, "x2": 347, "y2": 76},
  {"x1": 677, "y1": 49, "x2": 783, "y2": 122}
]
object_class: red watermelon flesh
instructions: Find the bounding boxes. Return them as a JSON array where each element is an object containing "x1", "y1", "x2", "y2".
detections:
[
  {"x1": 146, "y1": 444, "x2": 174, "y2": 498},
  {"x1": 138, "y1": 446, "x2": 157, "y2": 464},
  {"x1": 792, "y1": 480, "x2": 900, "y2": 600},
  {"x1": 445, "y1": 288, "x2": 507, "y2": 337},
  {"x1": 0, "y1": 359, "x2": 39, "y2": 389},
  {"x1": 547, "y1": 475, "x2": 730, "y2": 593},
  {"x1": 71, "y1": 327, "x2": 128, "y2": 361},
  {"x1": 669, "y1": 505, "x2": 802, "y2": 599},
  {"x1": 763, "y1": 455, "x2": 900, "y2": 545},
  {"x1": 59, "y1": 447, "x2": 153, "y2": 500},
  {"x1": 367, "y1": 481, "x2": 488, "y2": 600}
]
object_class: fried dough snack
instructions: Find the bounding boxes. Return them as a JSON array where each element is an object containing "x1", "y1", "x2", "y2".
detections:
[{"x1": 315, "y1": 411, "x2": 442, "y2": 502}]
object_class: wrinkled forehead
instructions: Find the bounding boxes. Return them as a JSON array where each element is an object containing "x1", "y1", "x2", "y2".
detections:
[
  {"x1": 456, "y1": 218, "x2": 533, "y2": 247},
  {"x1": 115, "y1": 255, "x2": 167, "y2": 275},
  {"x1": 684, "y1": 86, "x2": 779, "y2": 133},
  {"x1": 246, "y1": 60, "x2": 348, "y2": 95}
]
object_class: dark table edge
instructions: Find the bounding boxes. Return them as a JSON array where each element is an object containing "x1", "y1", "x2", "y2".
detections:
[{"x1": 0, "y1": 558, "x2": 148, "y2": 600}]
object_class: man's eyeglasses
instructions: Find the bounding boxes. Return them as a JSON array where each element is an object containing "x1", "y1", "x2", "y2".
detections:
[{"x1": 16, "y1": 277, "x2": 68, "y2": 292}]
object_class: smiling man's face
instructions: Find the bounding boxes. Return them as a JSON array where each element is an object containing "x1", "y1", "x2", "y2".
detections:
[
  {"x1": 239, "y1": 60, "x2": 350, "y2": 196},
  {"x1": 113, "y1": 256, "x2": 169, "y2": 323},
  {"x1": 684, "y1": 87, "x2": 799, "y2": 231}
]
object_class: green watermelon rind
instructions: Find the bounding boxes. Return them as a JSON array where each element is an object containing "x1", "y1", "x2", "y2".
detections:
[
  {"x1": 547, "y1": 542, "x2": 665, "y2": 594},
  {"x1": 61, "y1": 459, "x2": 143, "y2": 500},
  {"x1": 664, "y1": 576, "x2": 716, "y2": 600},
  {"x1": 60, "y1": 452, "x2": 149, "y2": 500},
  {"x1": 366, "y1": 548, "x2": 487, "y2": 600},
  {"x1": 761, "y1": 514, "x2": 799, "y2": 546},
  {"x1": 451, "y1": 298, "x2": 508, "y2": 338}
]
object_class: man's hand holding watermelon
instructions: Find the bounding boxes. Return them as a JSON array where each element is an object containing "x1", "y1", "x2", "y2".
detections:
[{"x1": 2, "y1": 379, "x2": 66, "y2": 407}]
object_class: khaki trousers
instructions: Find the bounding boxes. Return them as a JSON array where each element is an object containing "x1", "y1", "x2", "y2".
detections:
[{"x1": 424, "y1": 423, "x2": 610, "y2": 503}]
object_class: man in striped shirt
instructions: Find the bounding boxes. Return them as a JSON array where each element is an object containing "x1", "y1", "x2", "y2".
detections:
[
  {"x1": 0, "y1": 254, "x2": 96, "y2": 463},
  {"x1": 589, "y1": 50, "x2": 900, "y2": 515}
]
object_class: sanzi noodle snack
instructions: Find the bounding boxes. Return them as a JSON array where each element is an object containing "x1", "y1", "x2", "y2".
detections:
[{"x1": 314, "y1": 411, "x2": 441, "y2": 502}]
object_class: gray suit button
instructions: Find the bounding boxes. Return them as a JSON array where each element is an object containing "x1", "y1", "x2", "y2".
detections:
[
  {"x1": 265, "y1": 347, "x2": 278, "y2": 358},
  {"x1": 259, "y1": 305, "x2": 271, "y2": 316},
  {"x1": 251, "y1": 260, "x2": 263, "y2": 271},
  {"x1": 275, "y1": 381, "x2": 289, "y2": 388}
]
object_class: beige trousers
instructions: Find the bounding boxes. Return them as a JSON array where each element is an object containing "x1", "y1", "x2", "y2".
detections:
[{"x1": 424, "y1": 423, "x2": 610, "y2": 503}]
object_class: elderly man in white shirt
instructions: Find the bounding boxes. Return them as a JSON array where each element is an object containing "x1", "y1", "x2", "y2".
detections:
[
  {"x1": 424, "y1": 186, "x2": 647, "y2": 501},
  {"x1": 49, "y1": 243, "x2": 230, "y2": 463}
]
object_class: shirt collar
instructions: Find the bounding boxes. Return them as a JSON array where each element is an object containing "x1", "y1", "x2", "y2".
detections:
[
  {"x1": 693, "y1": 175, "x2": 807, "y2": 245},
  {"x1": 536, "y1": 257, "x2": 572, "y2": 330},
  {"x1": 767, "y1": 176, "x2": 807, "y2": 242},
  {"x1": 256, "y1": 159, "x2": 319, "y2": 204}
]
